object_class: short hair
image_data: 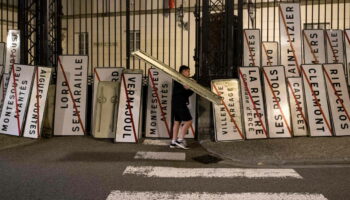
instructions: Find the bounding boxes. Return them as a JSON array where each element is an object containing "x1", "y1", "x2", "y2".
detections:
[{"x1": 179, "y1": 65, "x2": 190, "y2": 73}]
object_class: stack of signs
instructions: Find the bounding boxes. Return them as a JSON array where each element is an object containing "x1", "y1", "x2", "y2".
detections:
[
  {"x1": 54, "y1": 56, "x2": 88, "y2": 136},
  {"x1": 301, "y1": 64, "x2": 332, "y2": 136},
  {"x1": 145, "y1": 68, "x2": 172, "y2": 138},
  {"x1": 303, "y1": 30, "x2": 326, "y2": 64},
  {"x1": 0, "y1": 30, "x2": 20, "y2": 112},
  {"x1": 323, "y1": 64, "x2": 350, "y2": 136},
  {"x1": 279, "y1": 3, "x2": 302, "y2": 77},
  {"x1": 262, "y1": 66, "x2": 292, "y2": 138},
  {"x1": 115, "y1": 70, "x2": 143, "y2": 143},
  {"x1": 211, "y1": 79, "x2": 244, "y2": 141},
  {"x1": 239, "y1": 67, "x2": 267, "y2": 139},
  {"x1": 23, "y1": 67, "x2": 52, "y2": 139},
  {"x1": 0, "y1": 64, "x2": 35, "y2": 136},
  {"x1": 261, "y1": 42, "x2": 279, "y2": 66},
  {"x1": 243, "y1": 29, "x2": 261, "y2": 67},
  {"x1": 92, "y1": 67, "x2": 123, "y2": 138},
  {"x1": 325, "y1": 30, "x2": 345, "y2": 65},
  {"x1": 287, "y1": 77, "x2": 308, "y2": 136},
  {"x1": 345, "y1": 30, "x2": 350, "y2": 85}
]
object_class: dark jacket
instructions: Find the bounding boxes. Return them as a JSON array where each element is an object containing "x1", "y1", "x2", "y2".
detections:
[{"x1": 172, "y1": 80, "x2": 194, "y2": 105}]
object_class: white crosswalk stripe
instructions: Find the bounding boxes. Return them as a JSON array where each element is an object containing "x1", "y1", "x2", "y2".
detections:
[
  {"x1": 106, "y1": 190, "x2": 328, "y2": 200},
  {"x1": 123, "y1": 166, "x2": 303, "y2": 179},
  {"x1": 134, "y1": 151, "x2": 186, "y2": 161},
  {"x1": 142, "y1": 139, "x2": 170, "y2": 146}
]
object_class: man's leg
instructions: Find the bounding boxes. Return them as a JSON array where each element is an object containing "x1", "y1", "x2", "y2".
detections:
[
  {"x1": 172, "y1": 121, "x2": 181, "y2": 141},
  {"x1": 179, "y1": 120, "x2": 192, "y2": 139}
]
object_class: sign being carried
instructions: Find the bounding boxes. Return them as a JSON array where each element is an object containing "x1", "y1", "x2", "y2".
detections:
[
  {"x1": 239, "y1": 67, "x2": 268, "y2": 139},
  {"x1": 323, "y1": 64, "x2": 350, "y2": 136},
  {"x1": 243, "y1": 29, "x2": 261, "y2": 67},
  {"x1": 325, "y1": 30, "x2": 345, "y2": 65},
  {"x1": 279, "y1": 3, "x2": 302, "y2": 77},
  {"x1": 23, "y1": 67, "x2": 52, "y2": 139},
  {"x1": 54, "y1": 56, "x2": 88, "y2": 136},
  {"x1": 145, "y1": 68, "x2": 173, "y2": 138},
  {"x1": 0, "y1": 64, "x2": 35, "y2": 136},
  {"x1": 344, "y1": 30, "x2": 350, "y2": 85},
  {"x1": 303, "y1": 30, "x2": 326, "y2": 64},
  {"x1": 287, "y1": 77, "x2": 308, "y2": 136},
  {"x1": 301, "y1": 64, "x2": 332, "y2": 137},
  {"x1": 211, "y1": 79, "x2": 244, "y2": 141},
  {"x1": 262, "y1": 42, "x2": 279, "y2": 66},
  {"x1": 0, "y1": 42, "x2": 5, "y2": 66},
  {"x1": 115, "y1": 70, "x2": 143, "y2": 143},
  {"x1": 262, "y1": 66, "x2": 292, "y2": 138}
]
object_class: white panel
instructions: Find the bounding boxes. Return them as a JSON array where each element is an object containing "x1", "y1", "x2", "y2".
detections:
[
  {"x1": 323, "y1": 64, "x2": 350, "y2": 136},
  {"x1": 23, "y1": 67, "x2": 52, "y2": 138},
  {"x1": 287, "y1": 77, "x2": 308, "y2": 136},
  {"x1": 261, "y1": 42, "x2": 279, "y2": 66},
  {"x1": 326, "y1": 30, "x2": 345, "y2": 64},
  {"x1": 302, "y1": 64, "x2": 332, "y2": 136},
  {"x1": 145, "y1": 69, "x2": 173, "y2": 138},
  {"x1": 279, "y1": 3, "x2": 302, "y2": 77},
  {"x1": 303, "y1": 30, "x2": 326, "y2": 64},
  {"x1": 0, "y1": 43, "x2": 5, "y2": 65},
  {"x1": 0, "y1": 65, "x2": 35, "y2": 136},
  {"x1": 345, "y1": 30, "x2": 350, "y2": 85},
  {"x1": 262, "y1": 66, "x2": 292, "y2": 138},
  {"x1": 115, "y1": 72, "x2": 143, "y2": 143},
  {"x1": 243, "y1": 29, "x2": 261, "y2": 67},
  {"x1": 54, "y1": 56, "x2": 88, "y2": 136},
  {"x1": 185, "y1": 94, "x2": 196, "y2": 139},
  {"x1": 239, "y1": 67, "x2": 267, "y2": 139},
  {"x1": 212, "y1": 79, "x2": 244, "y2": 141},
  {"x1": 5, "y1": 30, "x2": 20, "y2": 73}
]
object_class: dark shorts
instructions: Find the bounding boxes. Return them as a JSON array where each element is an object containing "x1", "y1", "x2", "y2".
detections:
[{"x1": 173, "y1": 104, "x2": 192, "y2": 122}]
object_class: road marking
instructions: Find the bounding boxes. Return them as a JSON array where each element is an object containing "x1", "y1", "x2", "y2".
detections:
[
  {"x1": 134, "y1": 151, "x2": 186, "y2": 161},
  {"x1": 142, "y1": 139, "x2": 170, "y2": 146},
  {"x1": 123, "y1": 166, "x2": 303, "y2": 179},
  {"x1": 106, "y1": 191, "x2": 327, "y2": 200}
]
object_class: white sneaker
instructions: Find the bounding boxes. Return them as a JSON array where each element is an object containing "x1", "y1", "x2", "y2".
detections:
[{"x1": 175, "y1": 140, "x2": 189, "y2": 150}]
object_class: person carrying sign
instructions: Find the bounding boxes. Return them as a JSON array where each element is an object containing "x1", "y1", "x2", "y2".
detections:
[{"x1": 170, "y1": 65, "x2": 194, "y2": 150}]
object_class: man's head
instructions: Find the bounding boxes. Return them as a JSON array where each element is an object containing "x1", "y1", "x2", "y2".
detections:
[{"x1": 179, "y1": 65, "x2": 190, "y2": 77}]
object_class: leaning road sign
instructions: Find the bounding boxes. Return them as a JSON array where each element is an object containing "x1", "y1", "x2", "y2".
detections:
[
  {"x1": 211, "y1": 79, "x2": 244, "y2": 141},
  {"x1": 279, "y1": 3, "x2": 302, "y2": 77},
  {"x1": 323, "y1": 64, "x2": 350, "y2": 136},
  {"x1": 23, "y1": 67, "x2": 52, "y2": 139},
  {"x1": 54, "y1": 55, "x2": 88, "y2": 136},
  {"x1": 287, "y1": 77, "x2": 308, "y2": 136},
  {"x1": 131, "y1": 50, "x2": 222, "y2": 105},
  {"x1": 303, "y1": 30, "x2": 326, "y2": 64},
  {"x1": 239, "y1": 67, "x2": 268, "y2": 139},
  {"x1": 301, "y1": 64, "x2": 332, "y2": 137},
  {"x1": 115, "y1": 70, "x2": 143, "y2": 143},
  {"x1": 325, "y1": 30, "x2": 345, "y2": 65},
  {"x1": 0, "y1": 64, "x2": 35, "y2": 136},
  {"x1": 5, "y1": 30, "x2": 20, "y2": 74},
  {"x1": 262, "y1": 42, "x2": 279, "y2": 66},
  {"x1": 345, "y1": 30, "x2": 350, "y2": 85},
  {"x1": 243, "y1": 29, "x2": 261, "y2": 67},
  {"x1": 262, "y1": 66, "x2": 292, "y2": 138}
]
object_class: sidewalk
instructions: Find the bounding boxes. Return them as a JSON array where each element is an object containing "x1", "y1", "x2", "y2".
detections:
[
  {"x1": 0, "y1": 134, "x2": 38, "y2": 151},
  {"x1": 200, "y1": 136, "x2": 350, "y2": 167}
]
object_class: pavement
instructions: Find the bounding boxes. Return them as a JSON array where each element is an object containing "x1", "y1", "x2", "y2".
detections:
[{"x1": 1, "y1": 133, "x2": 350, "y2": 167}]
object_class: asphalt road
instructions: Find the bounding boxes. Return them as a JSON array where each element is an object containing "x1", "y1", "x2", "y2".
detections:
[{"x1": 0, "y1": 137, "x2": 349, "y2": 200}]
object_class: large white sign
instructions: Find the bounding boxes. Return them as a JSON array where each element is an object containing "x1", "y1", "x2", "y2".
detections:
[
  {"x1": 92, "y1": 67, "x2": 123, "y2": 134},
  {"x1": 145, "y1": 68, "x2": 173, "y2": 138},
  {"x1": 326, "y1": 30, "x2": 345, "y2": 65},
  {"x1": 302, "y1": 64, "x2": 332, "y2": 136},
  {"x1": 323, "y1": 64, "x2": 350, "y2": 136},
  {"x1": 23, "y1": 67, "x2": 52, "y2": 138},
  {"x1": 303, "y1": 30, "x2": 326, "y2": 64},
  {"x1": 345, "y1": 30, "x2": 350, "y2": 85},
  {"x1": 287, "y1": 77, "x2": 308, "y2": 136},
  {"x1": 212, "y1": 79, "x2": 244, "y2": 141},
  {"x1": 262, "y1": 42, "x2": 279, "y2": 66},
  {"x1": 243, "y1": 29, "x2": 261, "y2": 67},
  {"x1": 279, "y1": 3, "x2": 302, "y2": 77},
  {"x1": 5, "y1": 30, "x2": 20, "y2": 74},
  {"x1": 0, "y1": 65, "x2": 35, "y2": 136},
  {"x1": 239, "y1": 67, "x2": 267, "y2": 139},
  {"x1": 0, "y1": 42, "x2": 5, "y2": 65},
  {"x1": 115, "y1": 71, "x2": 143, "y2": 143},
  {"x1": 54, "y1": 56, "x2": 88, "y2": 136},
  {"x1": 262, "y1": 66, "x2": 292, "y2": 138}
]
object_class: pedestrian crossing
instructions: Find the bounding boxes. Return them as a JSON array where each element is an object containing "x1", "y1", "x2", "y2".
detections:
[{"x1": 106, "y1": 149, "x2": 328, "y2": 200}]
